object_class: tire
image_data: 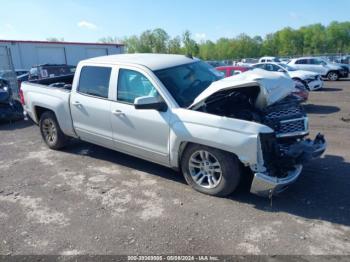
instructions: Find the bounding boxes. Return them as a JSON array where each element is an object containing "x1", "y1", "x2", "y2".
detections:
[
  {"x1": 39, "y1": 111, "x2": 67, "y2": 149},
  {"x1": 181, "y1": 144, "x2": 241, "y2": 196},
  {"x1": 327, "y1": 71, "x2": 339, "y2": 81}
]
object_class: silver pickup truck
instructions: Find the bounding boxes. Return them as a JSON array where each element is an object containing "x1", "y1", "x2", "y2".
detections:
[{"x1": 20, "y1": 54, "x2": 326, "y2": 197}]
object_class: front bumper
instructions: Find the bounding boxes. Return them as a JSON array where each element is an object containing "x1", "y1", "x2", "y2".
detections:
[
  {"x1": 339, "y1": 70, "x2": 349, "y2": 78},
  {"x1": 307, "y1": 79, "x2": 323, "y2": 91},
  {"x1": 250, "y1": 133, "x2": 327, "y2": 197}
]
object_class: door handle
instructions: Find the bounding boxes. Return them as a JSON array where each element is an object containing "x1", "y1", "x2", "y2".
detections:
[
  {"x1": 112, "y1": 109, "x2": 124, "y2": 116},
  {"x1": 72, "y1": 101, "x2": 81, "y2": 106}
]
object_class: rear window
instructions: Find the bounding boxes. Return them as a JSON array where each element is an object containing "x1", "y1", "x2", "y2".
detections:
[
  {"x1": 41, "y1": 65, "x2": 75, "y2": 78},
  {"x1": 78, "y1": 66, "x2": 111, "y2": 98}
]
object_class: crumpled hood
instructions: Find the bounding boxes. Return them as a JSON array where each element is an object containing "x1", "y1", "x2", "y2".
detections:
[{"x1": 190, "y1": 69, "x2": 295, "y2": 110}]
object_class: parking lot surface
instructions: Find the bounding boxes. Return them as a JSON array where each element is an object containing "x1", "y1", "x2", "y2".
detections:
[{"x1": 0, "y1": 81, "x2": 349, "y2": 255}]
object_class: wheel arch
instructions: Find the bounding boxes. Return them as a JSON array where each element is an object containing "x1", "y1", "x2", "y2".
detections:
[
  {"x1": 34, "y1": 106, "x2": 55, "y2": 123},
  {"x1": 175, "y1": 140, "x2": 245, "y2": 172}
]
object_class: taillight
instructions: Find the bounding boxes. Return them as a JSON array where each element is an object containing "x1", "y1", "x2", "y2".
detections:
[{"x1": 19, "y1": 87, "x2": 25, "y2": 105}]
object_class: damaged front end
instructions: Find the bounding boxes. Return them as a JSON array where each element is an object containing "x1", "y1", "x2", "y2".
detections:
[
  {"x1": 251, "y1": 96, "x2": 327, "y2": 196},
  {"x1": 190, "y1": 69, "x2": 327, "y2": 196},
  {"x1": 252, "y1": 132, "x2": 326, "y2": 197}
]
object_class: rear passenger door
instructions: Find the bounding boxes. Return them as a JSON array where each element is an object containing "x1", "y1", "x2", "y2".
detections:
[
  {"x1": 309, "y1": 59, "x2": 328, "y2": 75},
  {"x1": 293, "y1": 59, "x2": 310, "y2": 71},
  {"x1": 70, "y1": 65, "x2": 114, "y2": 148}
]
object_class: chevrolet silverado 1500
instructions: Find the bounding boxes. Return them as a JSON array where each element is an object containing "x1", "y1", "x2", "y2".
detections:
[{"x1": 21, "y1": 54, "x2": 326, "y2": 197}]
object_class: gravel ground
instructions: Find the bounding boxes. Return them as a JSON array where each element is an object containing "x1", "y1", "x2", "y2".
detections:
[{"x1": 0, "y1": 80, "x2": 349, "y2": 256}]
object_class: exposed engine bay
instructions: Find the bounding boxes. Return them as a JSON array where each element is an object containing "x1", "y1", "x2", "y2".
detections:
[{"x1": 195, "y1": 86, "x2": 326, "y2": 178}]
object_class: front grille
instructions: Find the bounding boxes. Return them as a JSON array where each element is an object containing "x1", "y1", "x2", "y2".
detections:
[
  {"x1": 265, "y1": 107, "x2": 302, "y2": 119},
  {"x1": 278, "y1": 118, "x2": 308, "y2": 137},
  {"x1": 263, "y1": 96, "x2": 308, "y2": 138}
]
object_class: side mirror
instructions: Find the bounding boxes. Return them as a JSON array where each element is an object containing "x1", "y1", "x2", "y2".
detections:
[{"x1": 134, "y1": 96, "x2": 167, "y2": 112}]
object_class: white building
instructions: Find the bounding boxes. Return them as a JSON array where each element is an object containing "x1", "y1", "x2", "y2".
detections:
[{"x1": 0, "y1": 39, "x2": 124, "y2": 70}]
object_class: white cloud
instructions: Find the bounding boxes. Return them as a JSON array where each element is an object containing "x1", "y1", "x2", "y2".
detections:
[
  {"x1": 77, "y1": 20, "x2": 98, "y2": 30},
  {"x1": 195, "y1": 33, "x2": 206, "y2": 41},
  {"x1": 289, "y1": 12, "x2": 300, "y2": 19}
]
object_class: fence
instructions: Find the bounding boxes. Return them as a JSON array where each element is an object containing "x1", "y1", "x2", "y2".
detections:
[
  {"x1": 231, "y1": 53, "x2": 350, "y2": 66},
  {"x1": 0, "y1": 46, "x2": 18, "y2": 98}
]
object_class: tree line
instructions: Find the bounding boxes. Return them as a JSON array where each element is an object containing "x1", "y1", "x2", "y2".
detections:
[{"x1": 98, "y1": 21, "x2": 350, "y2": 60}]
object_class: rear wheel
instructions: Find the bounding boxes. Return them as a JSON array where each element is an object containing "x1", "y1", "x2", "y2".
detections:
[
  {"x1": 39, "y1": 111, "x2": 67, "y2": 149},
  {"x1": 181, "y1": 144, "x2": 241, "y2": 196},
  {"x1": 327, "y1": 71, "x2": 339, "y2": 81}
]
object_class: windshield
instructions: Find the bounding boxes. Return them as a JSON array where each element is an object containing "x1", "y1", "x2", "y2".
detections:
[
  {"x1": 154, "y1": 61, "x2": 223, "y2": 107},
  {"x1": 278, "y1": 63, "x2": 297, "y2": 71}
]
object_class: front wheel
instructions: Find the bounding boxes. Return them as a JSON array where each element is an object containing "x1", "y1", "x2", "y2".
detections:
[
  {"x1": 327, "y1": 71, "x2": 339, "y2": 81},
  {"x1": 39, "y1": 111, "x2": 67, "y2": 149},
  {"x1": 181, "y1": 144, "x2": 241, "y2": 196}
]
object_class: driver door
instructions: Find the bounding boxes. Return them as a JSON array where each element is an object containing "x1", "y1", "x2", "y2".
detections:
[{"x1": 110, "y1": 67, "x2": 171, "y2": 165}]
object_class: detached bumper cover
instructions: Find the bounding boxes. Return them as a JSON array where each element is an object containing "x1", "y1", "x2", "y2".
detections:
[{"x1": 250, "y1": 133, "x2": 326, "y2": 197}]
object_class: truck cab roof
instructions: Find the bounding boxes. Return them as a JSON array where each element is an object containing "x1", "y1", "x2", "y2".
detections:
[{"x1": 84, "y1": 54, "x2": 197, "y2": 71}]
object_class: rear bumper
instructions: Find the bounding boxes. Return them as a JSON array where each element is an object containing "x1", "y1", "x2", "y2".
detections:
[{"x1": 250, "y1": 133, "x2": 326, "y2": 197}]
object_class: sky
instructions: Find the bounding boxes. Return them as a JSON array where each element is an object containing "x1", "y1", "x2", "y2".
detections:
[{"x1": 0, "y1": 0, "x2": 349, "y2": 43}]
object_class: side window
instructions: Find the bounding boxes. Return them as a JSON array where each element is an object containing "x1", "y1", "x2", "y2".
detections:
[
  {"x1": 310, "y1": 59, "x2": 322, "y2": 65},
  {"x1": 253, "y1": 64, "x2": 266, "y2": 70},
  {"x1": 265, "y1": 64, "x2": 276, "y2": 71},
  {"x1": 78, "y1": 66, "x2": 111, "y2": 98},
  {"x1": 117, "y1": 69, "x2": 158, "y2": 104},
  {"x1": 296, "y1": 59, "x2": 307, "y2": 64}
]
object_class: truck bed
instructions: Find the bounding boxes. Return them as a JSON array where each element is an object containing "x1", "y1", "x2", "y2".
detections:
[
  {"x1": 21, "y1": 76, "x2": 77, "y2": 138},
  {"x1": 27, "y1": 74, "x2": 74, "y2": 90}
]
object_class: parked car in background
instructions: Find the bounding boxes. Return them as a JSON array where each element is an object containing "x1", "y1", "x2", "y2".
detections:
[
  {"x1": 17, "y1": 73, "x2": 29, "y2": 90},
  {"x1": 206, "y1": 60, "x2": 227, "y2": 67},
  {"x1": 21, "y1": 54, "x2": 326, "y2": 197},
  {"x1": 259, "y1": 56, "x2": 281, "y2": 63},
  {"x1": 335, "y1": 55, "x2": 350, "y2": 65},
  {"x1": 251, "y1": 62, "x2": 323, "y2": 91},
  {"x1": 28, "y1": 64, "x2": 76, "y2": 81},
  {"x1": 279, "y1": 58, "x2": 291, "y2": 64},
  {"x1": 0, "y1": 69, "x2": 28, "y2": 80},
  {"x1": 0, "y1": 78, "x2": 23, "y2": 122},
  {"x1": 288, "y1": 57, "x2": 348, "y2": 81},
  {"x1": 237, "y1": 58, "x2": 259, "y2": 66},
  {"x1": 216, "y1": 66, "x2": 251, "y2": 77}
]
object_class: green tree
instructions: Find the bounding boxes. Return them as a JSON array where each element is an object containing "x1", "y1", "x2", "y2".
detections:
[
  {"x1": 182, "y1": 30, "x2": 199, "y2": 56},
  {"x1": 46, "y1": 37, "x2": 64, "y2": 42},
  {"x1": 98, "y1": 36, "x2": 121, "y2": 44},
  {"x1": 124, "y1": 35, "x2": 141, "y2": 53},
  {"x1": 326, "y1": 21, "x2": 350, "y2": 53},
  {"x1": 105, "y1": 21, "x2": 350, "y2": 60},
  {"x1": 198, "y1": 40, "x2": 216, "y2": 60},
  {"x1": 152, "y1": 28, "x2": 169, "y2": 53},
  {"x1": 168, "y1": 36, "x2": 182, "y2": 54}
]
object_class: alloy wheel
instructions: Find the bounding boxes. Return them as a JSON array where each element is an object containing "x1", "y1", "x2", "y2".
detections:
[
  {"x1": 42, "y1": 119, "x2": 57, "y2": 144},
  {"x1": 188, "y1": 150, "x2": 223, "y2": 189}
]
